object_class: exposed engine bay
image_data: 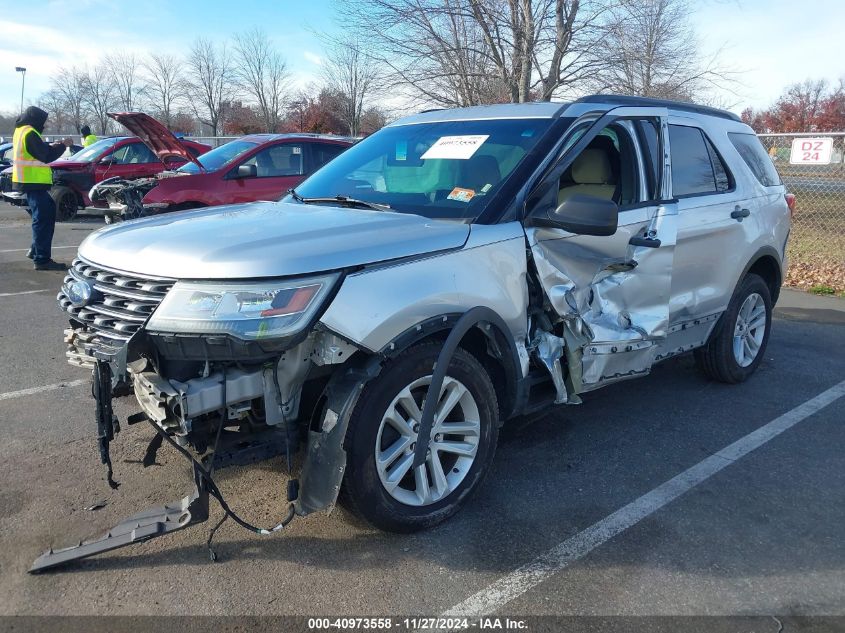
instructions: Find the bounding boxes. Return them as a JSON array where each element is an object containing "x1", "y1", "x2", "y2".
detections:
[{"x1": 88, "y1": 171, "x2": 185, "y2": 222}]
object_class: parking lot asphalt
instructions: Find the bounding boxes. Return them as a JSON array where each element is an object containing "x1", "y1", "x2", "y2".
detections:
[{"x1": 0, "y1": 203, "x2": 843, "y2": 620}]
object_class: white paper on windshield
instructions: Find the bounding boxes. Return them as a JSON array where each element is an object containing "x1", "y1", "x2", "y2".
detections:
[{"x1": 421, "y1": 135, "x2": 489, "y2": 160}]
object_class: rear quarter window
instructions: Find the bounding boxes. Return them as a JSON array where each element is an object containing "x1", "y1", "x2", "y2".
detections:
[{"x1": 728, "y1": 132, "x2": 781, "y2": 187}]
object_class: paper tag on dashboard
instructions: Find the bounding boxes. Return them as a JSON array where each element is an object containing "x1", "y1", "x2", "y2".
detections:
[
  {"x1": 421, "y1": 135, "x2": 489, "y2": 160},
  {"x1": 447, "y1": 187, "x2": 476, "y2": 202}
]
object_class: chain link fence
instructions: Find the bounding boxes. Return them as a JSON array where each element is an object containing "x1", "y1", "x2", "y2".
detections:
[{"x1": 757, "y1": 133, "x2": 845, "y2": 292}]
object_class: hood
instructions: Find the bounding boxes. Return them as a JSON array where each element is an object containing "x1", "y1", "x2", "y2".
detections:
[
  {"x1": 16, "y1": 106, "x2": 48, "y2": 132},
  {"x1": 107, "y1": 112, "x2": 204, "y2": 170},
  {"x1": 50, "y1": 160, "x2": 90, "y2": 171},
  {"x1": 78, "y1": 201, "x2": 469, "y2": 279}
]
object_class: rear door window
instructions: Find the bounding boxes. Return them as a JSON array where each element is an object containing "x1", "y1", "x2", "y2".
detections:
[
  {"x1": 704, "y1": 136, "x2": 732, "y2": 192},
  {"x1": 668, "y1": 125, "x2": 719, "y2": 197},
  {"x1": 728, "y1": 132, "x2": 781, "y2": 187}
]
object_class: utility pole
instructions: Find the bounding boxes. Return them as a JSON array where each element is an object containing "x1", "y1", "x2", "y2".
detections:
[{"x1": 15, "y1": 67, "x2": 26, "y2": 114}]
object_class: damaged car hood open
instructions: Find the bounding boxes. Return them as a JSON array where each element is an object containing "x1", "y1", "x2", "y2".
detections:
[
  {"x1": 77, "y1": 201, "x2": 470, "y2": 278},
  {"x1": 107, "y1": 112, "x2": 205, "y2": 170}
]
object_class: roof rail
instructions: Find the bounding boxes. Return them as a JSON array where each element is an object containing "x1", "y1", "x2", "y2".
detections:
[{"x1": 574, "y1": 94, "x2": 741, "y2": 122}]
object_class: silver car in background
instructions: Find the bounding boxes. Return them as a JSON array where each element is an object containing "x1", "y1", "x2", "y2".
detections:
[{"x1": 37, "y1": 95, "x2": 790, "y2": 570}]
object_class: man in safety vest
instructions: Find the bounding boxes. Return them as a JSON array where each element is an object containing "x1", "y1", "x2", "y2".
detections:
[
  {"x1": 12, "y1": 106, "x2": 73, "y2": 271},
  {"x1": 80, "y1": 124, "x2": 98, "y2": 147}
]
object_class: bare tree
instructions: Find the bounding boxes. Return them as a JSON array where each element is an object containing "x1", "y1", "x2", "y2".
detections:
[
  {"x1": 233, "y1": 29, "x2": 290, "y2": 132},
  {"x1": 142, "y1": 53, "x2": 184, "y2": 128},
  {"x1": 185, "y1": 37, "x2": 233, "y2": 135},
  {"x1": 39, "y1": 89, "x2": 74, "y2": 135},
  {"x1": 594, "y1": 0, "x2": 737, "y2": 101},
  {"x1": 51, "y1": 66, "x2": 87, "y2": 133},
  {"x1": 322, "y1": 37, "x2": 380, "y2": 136},
  {"x1": 336, "y1": 0, "x2": 604, "y2": 107},
  {"x1": 82, "y1": 64, "x2": 118, "y2": 135},
  {"x1": 104, "y1": 52, "x2": 143, "y2": 111}
]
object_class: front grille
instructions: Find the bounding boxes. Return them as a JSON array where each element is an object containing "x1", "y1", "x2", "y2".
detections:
[{"x1": 58, "y1": 258, "x2": 175, "y2": 355}]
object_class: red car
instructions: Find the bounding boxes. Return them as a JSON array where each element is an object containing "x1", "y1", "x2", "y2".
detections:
[
  {"x1": 144, "y1": 134, "x2": 354, "y2": 213},
  {"x1": 90, "y1": 113, "x2": 355, "y2": 221},
  {"x1": 47, "y1": 131, "x2": 209, "y2": 220}
]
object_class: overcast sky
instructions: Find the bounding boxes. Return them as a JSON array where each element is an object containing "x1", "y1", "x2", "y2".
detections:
[{"x1": 0, "y1": 0, "x2": 841, "y2": 117}]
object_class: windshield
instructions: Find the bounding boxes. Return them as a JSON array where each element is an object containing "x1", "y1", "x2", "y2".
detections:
[
  {"x1": 179, "y1": 139, "x2": 258, "y2": 173},
  {"x1": 56, "y1": 137, "x2": 118, "y2": 162},
  {"x1": 291, "y1": 118, "x2": 554, "y2": 221}
]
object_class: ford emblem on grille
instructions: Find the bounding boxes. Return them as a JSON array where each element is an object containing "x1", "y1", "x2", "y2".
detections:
[{"x1": 65, "y1": 280, "x2": 95, "y2": 307}]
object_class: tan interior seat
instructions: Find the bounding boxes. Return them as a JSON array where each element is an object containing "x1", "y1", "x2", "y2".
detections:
[{"x1": 557, "y1": 148, "x2": 617, "y2": 205}]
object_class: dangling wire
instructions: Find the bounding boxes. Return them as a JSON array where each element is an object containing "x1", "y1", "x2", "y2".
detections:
[
  {"x1": 206, "y1": 367, "x2": 229, "y2": 561},
  {"x1": 149, "y1": 365, "x2": 297, "y2": 563}
]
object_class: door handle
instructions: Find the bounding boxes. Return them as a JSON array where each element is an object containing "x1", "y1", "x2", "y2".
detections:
[
  {"x1": 628, "y1": 236, "x2": 661, "y2": 248},
  {"x1": 731, "y1": 206, "x2": 750, "y2": 220},
  {"x1": 604, "y1": 260, "x2": 638, "y2": 273}
]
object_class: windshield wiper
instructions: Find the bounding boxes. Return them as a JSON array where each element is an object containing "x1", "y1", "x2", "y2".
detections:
[{"x1": 290, "y1": 191, "x2": 391, "y2": 212}]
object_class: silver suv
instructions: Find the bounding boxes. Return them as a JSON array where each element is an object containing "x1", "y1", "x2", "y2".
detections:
[{"x1": 47, "y1": 95, "x2": 789, "y2": 567}]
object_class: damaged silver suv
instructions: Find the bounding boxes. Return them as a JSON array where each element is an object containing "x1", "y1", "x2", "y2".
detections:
[{"x1": 38, "y1": 95, "x2": 790, "y2": 570}]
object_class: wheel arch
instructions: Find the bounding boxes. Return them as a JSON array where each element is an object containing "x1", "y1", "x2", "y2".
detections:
[
  {"x1": 741, "y1": 246, "x2": 783, "y2": 304},
  {"x1": 380, "y1": 310, "x2": 524, "y2": 423}
]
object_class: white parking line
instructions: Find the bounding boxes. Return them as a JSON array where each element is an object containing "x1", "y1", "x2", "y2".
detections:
[
  {"x1": 0, "y1": 289, "x2": 51, "y2": 297},
  {"x1": 0, "y1": 245, "x2": 78, "y2": 254},
  {"x1": 0, "y1": 379, "x2": 88, "y2": 402},
  {"x1": 443, "y1": 379, "x2": 845, "y2": 619}
]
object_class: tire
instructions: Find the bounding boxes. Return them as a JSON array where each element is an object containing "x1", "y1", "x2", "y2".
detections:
[
  {"x1": 340, "y1": 342, "x2": 499, "y2": 532},
  {"x1": 50, "y1": 186, "x2": 78, "y2": 221},
  {"x1": 694, "y1": 273, "x2": 772, "y2": 384}
]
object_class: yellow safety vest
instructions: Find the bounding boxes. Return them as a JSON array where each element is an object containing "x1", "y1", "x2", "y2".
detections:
[
  {"x1": 83, "y1": 134, "x2": 98, "y2": 147},
  {"x1": 12, "y1": 125, "x2": 52, "y2": 185}
]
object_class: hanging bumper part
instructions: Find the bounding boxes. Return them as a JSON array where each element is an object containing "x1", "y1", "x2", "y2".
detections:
[{"x1": 30, "y1": 459, "x2": 210, "y2": 573}]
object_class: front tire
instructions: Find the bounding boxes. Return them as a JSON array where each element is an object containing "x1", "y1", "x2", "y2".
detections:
[
  {"x1": 695, "y1": 273, "x2": 772, "y2": 383},
  {"x1": 50, "y1": 186, "x2": 78, "y2": 221},
  {"x1": 340, "y1": 343, "x2": 499, "y2": 532}
]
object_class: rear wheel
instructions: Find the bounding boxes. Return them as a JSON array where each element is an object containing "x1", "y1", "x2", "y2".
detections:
[
  {"x1": 50, "y1": 186, "x2": 78, "y2": 221},
  {"x1": 340, "y1": 343, "x2": 499, "y2": 532},
  {"x1": 695, "y1": 273, "x2": 772, "y2": 383}
]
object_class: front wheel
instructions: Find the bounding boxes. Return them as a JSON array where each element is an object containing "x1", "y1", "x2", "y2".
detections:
[
  {"x1": 50, "y1": 186, "x2": 78, "y2": 221},
  {"x1": 340, "y1": 343, "x2": 499, "y2": 532},
  {"x1": 695, "y1": 273, "x2": 772, "y2": 383}
]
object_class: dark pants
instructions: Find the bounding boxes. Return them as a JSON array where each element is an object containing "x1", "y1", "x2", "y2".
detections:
[{"x1": 27, "y1": 189, "x2": 55, "y2": 264}]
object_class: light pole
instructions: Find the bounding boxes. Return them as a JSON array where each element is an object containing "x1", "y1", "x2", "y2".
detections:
[{"x1": 15, "y1": 66, "x2": 26, "y2": 114}]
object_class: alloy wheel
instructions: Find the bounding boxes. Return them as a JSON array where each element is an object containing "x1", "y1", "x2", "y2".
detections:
[
  {"x1": 733, "y1": 292, "x2": 767, "y2": 367},
  {"x1": 375, "y1": 375, "x2": 481, "y2": 507}
]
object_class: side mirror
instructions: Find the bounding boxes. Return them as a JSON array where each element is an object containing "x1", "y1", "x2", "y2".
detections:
[
  {"x1": 235, "y1": 164, "x2": 257, "y2": 179},
  {"x1": 99, "y1": 156, "x2": 114, "y2": 165},
  {"x1": 529, "y1": 194, "x2": 618, "y2": 236}
]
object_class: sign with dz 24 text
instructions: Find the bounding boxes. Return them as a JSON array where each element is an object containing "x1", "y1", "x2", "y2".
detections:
[{"x1": 790, "y1": 137, "x2": 833, "y2": 164}]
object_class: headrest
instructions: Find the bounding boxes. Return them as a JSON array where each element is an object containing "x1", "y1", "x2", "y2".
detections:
[
  {"x1": 571, "y1": 149, "x2": 613, "y2": 185},
  {"x1": 460, "y1": 154, "x2": 501, "y2": 190}
]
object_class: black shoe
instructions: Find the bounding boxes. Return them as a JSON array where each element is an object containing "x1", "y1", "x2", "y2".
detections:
[
  {"x1": 26, "y1": 248, "x2": 34, "y2": 259},
  {"x1": 34, "y1": 259, "x2": 67, "y2": 271}
]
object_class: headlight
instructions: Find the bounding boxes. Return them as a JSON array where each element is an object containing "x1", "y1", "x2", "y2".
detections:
[{"x1": 146, "y1": 273, "x2": 339, "y2": 340}]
